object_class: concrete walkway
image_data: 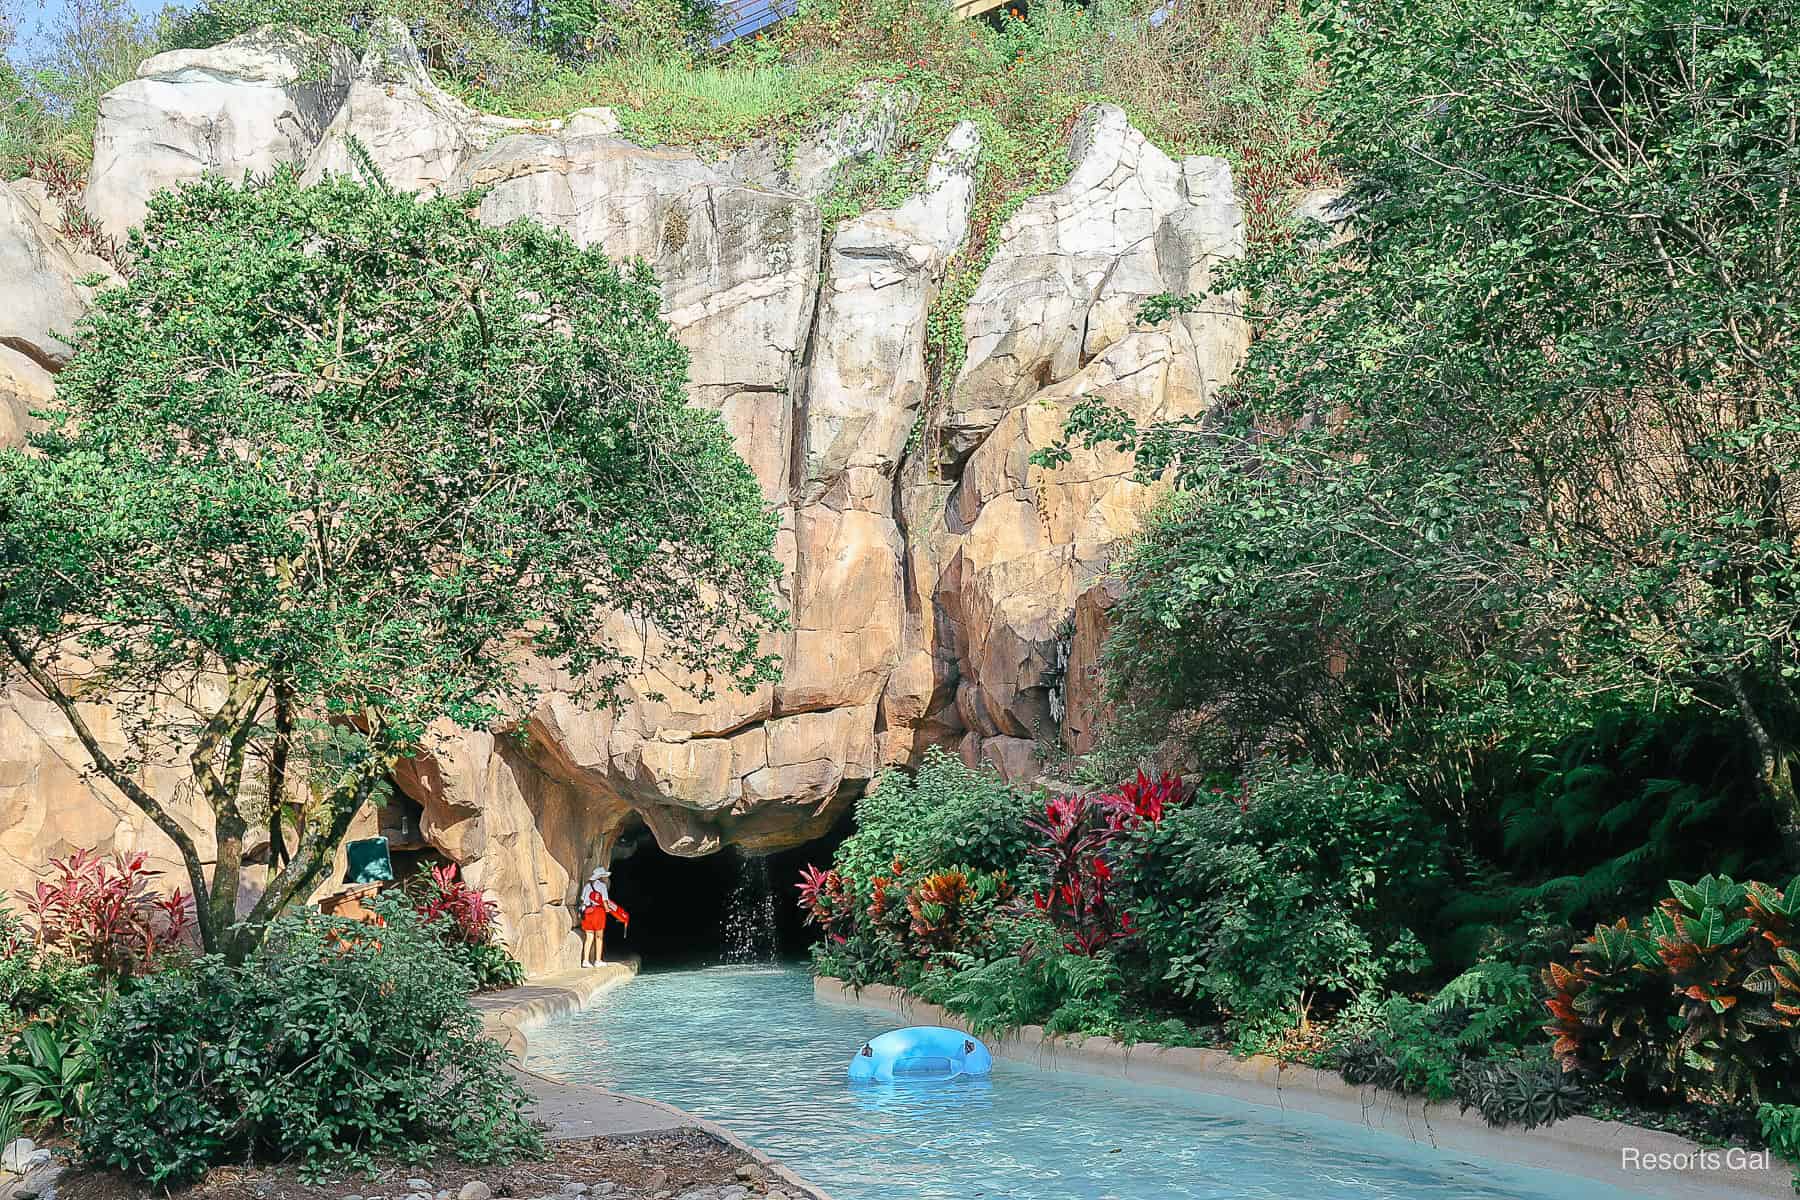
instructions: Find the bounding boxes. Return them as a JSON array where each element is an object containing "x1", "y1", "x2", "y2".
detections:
[{"x1": 476, "y1": 961, "x2": 834, "y2": 1200}]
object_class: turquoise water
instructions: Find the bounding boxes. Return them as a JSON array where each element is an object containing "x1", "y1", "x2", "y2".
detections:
[{"x1": 527, "y1": 965, "x2": 1649, "y2": 1200}]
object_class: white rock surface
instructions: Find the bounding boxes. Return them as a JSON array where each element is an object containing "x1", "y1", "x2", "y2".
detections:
[
  {"x1": 801, "y1": 122, "x2": 981, "y2": 510},
  {"x1": 301, "y1": 17, "x2": 540, "y2": 195},
  {"x1": 0, "y1": 180, "x2": 113, "y2": 370},
  {"x1": 460, "y1": 132, "x2": 820, "y2": 500},
  {"x1": 943, "y1": 103, "x2": 1243, "y2": 465},
  {"x1": 84, "y1": 27, "x2": 355, "y2": 239}
]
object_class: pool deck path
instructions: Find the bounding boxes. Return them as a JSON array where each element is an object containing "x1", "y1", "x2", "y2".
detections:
[
  {"x1": 476, "y1": 962, "x2": 836, "y2": 1200},
  {"x1": 816, "y1": 976, "x2": 1795, "y2": 1200}
]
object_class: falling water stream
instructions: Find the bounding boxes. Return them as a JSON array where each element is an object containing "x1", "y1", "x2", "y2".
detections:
[{"x1": 719, "y1": 850, "x2": 780, "y2": 963}]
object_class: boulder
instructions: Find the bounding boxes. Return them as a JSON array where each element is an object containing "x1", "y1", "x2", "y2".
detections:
[
  {"x1": 84, "y1": 27, "x2": 355, "y2": 239},
  {"x1": 302, "y1": 17, "x2": 542, "y2": 195},
  {"x1": 0, "y1": 180, "x2": 113, "y2": 370},
  {"x1": 960, "y1": 733, "x2": 1040, "y2": 786},
  {"x1": 941, "y1": 104, "x2": 1243, "y2": 467},
  {"x1": 391, "y1": 726, "x2": 608, "y2": 972},
  {"x1": 800, "y1": 123, "x2": 980, "y2": 510}
]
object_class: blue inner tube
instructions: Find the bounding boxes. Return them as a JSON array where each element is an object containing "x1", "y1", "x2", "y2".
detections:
[{"x1": 847, "y1": 1026, "x2": 994, "y2": 1083}]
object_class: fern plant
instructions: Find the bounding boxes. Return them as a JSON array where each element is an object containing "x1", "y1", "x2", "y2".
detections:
[{"x1": 1429, "y1": 960, "x2": 1542, "y2": 1050}]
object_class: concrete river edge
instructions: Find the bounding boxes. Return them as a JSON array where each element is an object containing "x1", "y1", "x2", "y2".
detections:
[{"x1": 812, "y1": 975, "x2": 1795, "y2": 1200}]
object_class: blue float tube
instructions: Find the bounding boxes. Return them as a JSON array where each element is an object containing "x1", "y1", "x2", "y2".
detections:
[{"x1": 847, "y1": 1026, "x2": 993, "y2": 1083}]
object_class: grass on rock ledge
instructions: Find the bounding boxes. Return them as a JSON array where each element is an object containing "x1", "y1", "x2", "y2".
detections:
[{"x1": 6, "y1": 0, "x2": 1331, "y2": 456}]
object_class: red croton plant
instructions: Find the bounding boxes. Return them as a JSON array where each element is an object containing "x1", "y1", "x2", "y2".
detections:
[
  {"x1": 795, "y1": 770, "x2": 1188, "y2": 962},
  {"x1": 411, "y1": 862, "x2": 500, "y2": 945},
  {"x1": 796, "y1": 864, "x2": 852, "y2": 943},
  {"x1": 1028, "y1": 770, "x2": 1187, "y2": 956},
  {"x1": 18, "y1": 849, "x2": 194, "y2": 975}
]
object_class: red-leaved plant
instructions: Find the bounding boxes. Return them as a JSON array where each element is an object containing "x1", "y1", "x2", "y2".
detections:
[
  {"x1": 1100, "y1": 770, "x2": 1186, "y2": 824},
  {"x1": 796, "y1": 864, "x2": 852, "y2": 944},
  {"x1": 411, "y1": 862, "x2": 499, "y2": 945},
  {"x1": 1027, "y1": 773, "x2": 1186, "y2": 956},
  {"x1": 19, "y1": 849, "x2": 193, "y2": 975}
]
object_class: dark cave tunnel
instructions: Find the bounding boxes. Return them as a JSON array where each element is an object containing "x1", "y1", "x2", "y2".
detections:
[{"x1": 602, "y1": 807, "x2": 855, "y2": 967}]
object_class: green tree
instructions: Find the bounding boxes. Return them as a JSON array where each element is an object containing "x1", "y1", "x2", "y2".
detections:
[
  {"x1": 1057, "y1": 0, "x2": 1800, "y2": 861},
  {"x1": 0, "y1": 169, "x2": 783, "y2": 959}
]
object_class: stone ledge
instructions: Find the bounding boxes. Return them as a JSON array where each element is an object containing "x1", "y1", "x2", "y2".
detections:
[
  {"x1": 478, "y1": 964, "x2": 837, "y2": 1200},
  {"x1": 474, "y1": 960, "x2": 640, "y2": 1059},
  {"x1": 815, "y1": 975, "x2": 1797, "y2": 1200}
]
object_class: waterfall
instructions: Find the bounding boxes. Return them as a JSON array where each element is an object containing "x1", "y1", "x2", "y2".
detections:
[{"x1": 720, "y1": 850, "x2": 780, "y2": 964}]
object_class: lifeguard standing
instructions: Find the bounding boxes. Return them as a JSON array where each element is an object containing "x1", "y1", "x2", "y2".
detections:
[{"x1": 579, "y1": 865, "x2": 628, "y2": 967}]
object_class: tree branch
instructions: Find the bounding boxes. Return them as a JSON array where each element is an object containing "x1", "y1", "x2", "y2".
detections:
[{"x1": 0, "y1": 629, "x2": 214, "y2": 919}]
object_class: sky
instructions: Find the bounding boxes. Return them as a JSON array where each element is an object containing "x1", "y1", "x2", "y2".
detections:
[{"x1": 7, "y1": 0, "x2": 190, "y2": 63}]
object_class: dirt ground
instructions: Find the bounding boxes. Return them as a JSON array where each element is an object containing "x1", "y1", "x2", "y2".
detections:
[{"x1": 52, "y1": 1131, "x2": 778, "y2": 1200}]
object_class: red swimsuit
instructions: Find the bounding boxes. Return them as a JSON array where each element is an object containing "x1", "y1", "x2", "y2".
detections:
[{"x1": 581, "y1": 882, "x2": 628, "y2": 932}]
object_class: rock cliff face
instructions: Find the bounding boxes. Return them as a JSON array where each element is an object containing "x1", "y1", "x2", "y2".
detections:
[{"x1": 0, "y1": 23, "x2": 1248, "y2": 973}]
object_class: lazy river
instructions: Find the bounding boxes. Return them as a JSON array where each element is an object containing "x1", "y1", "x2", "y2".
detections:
[{"x1": 527, "y1": 965, "x2": 1651, "y2": 1200}]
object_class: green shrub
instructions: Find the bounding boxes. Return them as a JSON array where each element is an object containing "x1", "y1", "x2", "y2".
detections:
[
  {"x1": 540, "y1": 0, "x2": 717, "y2": 61},
  {"x1": 913, "y1": 913, "x2": 1127, "y2": 1040},
  {"x1": 451, "y1": 940, "x2": 527, "y2": 991},
  {"x1": 0, "y1": 1020, "x2": 96, "y2": 1133},
  {"x1": 1332, "y1": 997, "x2": 1462, "y2": 1100},
  {"x1": 0, "y1": 908, "x2": 106, "y2": 1136},
  {"x1": 837, "y1": 748, "x2": 1039, "y2": 889},
  {"x1": 1757, "y1": 1104, "x2": 1800, "y2": 1190},
  {"x1": 78, "y1": 907, "x2": 539, "y2": 1185},
  {"x1": 1124, "y1": 765, "x2": 1445, "y2": 1044},
  {"x1": 0, "y1": 911, "x2": 103, "y2": 1035}
]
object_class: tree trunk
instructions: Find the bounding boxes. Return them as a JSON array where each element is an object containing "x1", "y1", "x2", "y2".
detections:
[
  {"x1": 1726, "y1": 669, "x2": 1800, "y2": 870},
  {"x1": 268, "y1": 681, "x2": 294, "y2": 871}
]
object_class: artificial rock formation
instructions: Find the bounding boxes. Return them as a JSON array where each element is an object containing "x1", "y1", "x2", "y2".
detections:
[
  {"x1": 84, "y1": 28, "x2": 356, "y2": 240},
  {"x1": 0, "y1": 26, "x2": 1249, "y2": 973}
]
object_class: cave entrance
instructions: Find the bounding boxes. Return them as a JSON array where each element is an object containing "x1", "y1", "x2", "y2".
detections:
[{"x1": 605, "y1": 810, "x2": 854, "y2": 967}]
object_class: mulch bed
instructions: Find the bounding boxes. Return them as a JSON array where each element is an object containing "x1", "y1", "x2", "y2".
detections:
[{"x1": 53, "y1": 1132, "x2": 776, "y2": 1200}]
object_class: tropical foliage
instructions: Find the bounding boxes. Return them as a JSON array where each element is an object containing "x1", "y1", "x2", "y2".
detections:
[
  {"x1": 79, "y1": 906, "x2": 538, "y2": 1185},
  {"x1": 1544, "y1": 875, "x2": 1800, "y2": 1107},
  {"x1": 398, "y1": 864, "x2": 527, "y2": 990},
  {"x1": 1013, "y1": 0, "x2": 1800, "y2": 1153}
]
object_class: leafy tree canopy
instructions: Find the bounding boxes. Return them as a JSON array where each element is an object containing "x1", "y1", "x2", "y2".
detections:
[
  {"x1": 0, "y1": 168, "x2": 783, "y2": 957},
  {"x1": 1054, "y1": 0, "x2": 1800, "y2": 865}
]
